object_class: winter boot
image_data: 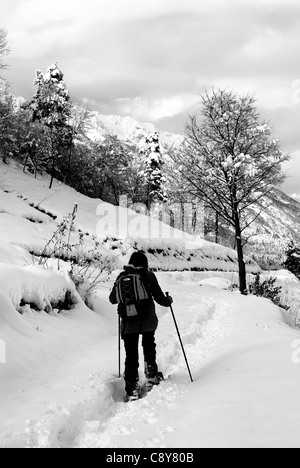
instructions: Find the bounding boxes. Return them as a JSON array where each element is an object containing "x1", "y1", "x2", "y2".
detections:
[
  {"x1": 145, "y1": 372, "x2": 164, "y2": 392},
  {"x1": 125, "y1": 382, "x2": 141, "y2": 403}
]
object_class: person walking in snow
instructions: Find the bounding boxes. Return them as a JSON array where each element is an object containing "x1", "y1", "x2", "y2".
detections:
[{"x1": 109, "y1": 251, "x2": 173, "y2": 402}]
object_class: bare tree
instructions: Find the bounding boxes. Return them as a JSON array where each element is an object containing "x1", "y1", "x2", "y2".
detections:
[
  {"x1": 0, "y1": 29, "x2": 10, "y2": 71},
  {"x1": 173, "y1": 89, "x2": 290, "y2": 293}
]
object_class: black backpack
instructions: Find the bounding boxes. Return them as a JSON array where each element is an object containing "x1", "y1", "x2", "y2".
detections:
[{"x1": 115, "y1": 272, "x2": 151, "y2": 319}]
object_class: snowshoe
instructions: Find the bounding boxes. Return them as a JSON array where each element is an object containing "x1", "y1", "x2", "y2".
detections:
[
  {"x1": 145, "y1": 372, "x2": 164, "y2": 393},
  {"x1": 125, "y1": 387, "x2": 141, "y2": 403}
]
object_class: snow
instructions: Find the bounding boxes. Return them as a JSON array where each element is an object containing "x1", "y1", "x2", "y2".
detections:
[
  {"x1": 0, "y1": 190, "x2": 50, "y2": 223},
  {"x1": 0, "y1": 243, "x2": 32, "y2": 266},
  {"x1": 292, "y1": 193, "x2": 300, "y2": 203},
  {"x1": 165, "y1": 294, "x2": 300, "y2": 449},
  {"x1": 1, "y1": 160, "x2": 300, "y2": 448},
  {"x1": 198, "y1": 277, "x2": 232, "y2": 289},
  {"x1": 0, "y1": 160, "x2": 260, "y2": 274},
  {"x1": 88, "y1": 113, "x2": 183, "y2": 149},
  {"x1": 0, "y1": 263, "x2": 87, "y2": 381},
  {"x1": 0, "y1": 268, "x2": 300, "y2": 448},
  {"x1": 0, "y1": 264, "x2": 76, "y2": 314}
]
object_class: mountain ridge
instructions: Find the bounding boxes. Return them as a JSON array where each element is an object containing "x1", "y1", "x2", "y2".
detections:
[{"x1": 88, "y1": 111, "x2": 183, "y2": 148}]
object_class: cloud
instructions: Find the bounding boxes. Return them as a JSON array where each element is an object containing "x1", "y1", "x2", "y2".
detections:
[
  {"x1": 115, "y1": 95, "x2": 199, "y2": 121},
  {"x1": 2, "y1": 0, "x2": 300, "y2": 195},
  {"x1": 4, "y1": 0, "x2": 300, "y2": 108}
]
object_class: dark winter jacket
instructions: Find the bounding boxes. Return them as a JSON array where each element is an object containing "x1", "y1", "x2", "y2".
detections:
[{"x1": 109, "y1": 266, "x2": 172, "y2": 335}]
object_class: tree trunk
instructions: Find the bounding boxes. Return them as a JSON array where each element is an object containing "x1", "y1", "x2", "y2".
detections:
[
  {"x1": 49, "y1": 148, "x2": 56, "y2": 189},
  {"x1": 234, "y1": 212, "x2": 247, "y2": 294},
  {"x1": 66, "y1": 136, "x2": 73, "y2": 185},
  {"x1": 215, "y1": 210, "x2": 219, "y2": 244},
  {"x1": 23, "y1": 154, "x2": 29, "y2": 173},
  {"x1": 34, "y1": 152, "x2": 38, "y2": 179},
  {"x1": 49, "y1": 132, "x2": 55, "y2": 190},
  {"x1": 2, "y1": 148, "x2": 8, "y2": 164},
  {"x1": 49, "y1": 155, "x2": 55, "y2": 189},
  {"x1": 192, "y1": 202, "x2": 197, "y2": 235},
  {"x1": 145, "y1": 182, "x2": 151, "y2": 213},
  {"x1": 181, "y1": 201, "x2": 185, "y2": 232}
]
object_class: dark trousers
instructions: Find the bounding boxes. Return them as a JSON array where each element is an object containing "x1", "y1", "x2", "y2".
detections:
[{"x1": 123, "y1": 332, "x2": 158, "y2": 395}]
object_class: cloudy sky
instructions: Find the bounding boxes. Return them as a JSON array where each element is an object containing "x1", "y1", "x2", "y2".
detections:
[{"x1": 1, "y1": 0, "x2": 300, "y2": 194}]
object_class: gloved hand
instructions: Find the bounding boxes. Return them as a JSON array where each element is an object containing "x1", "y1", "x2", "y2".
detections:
[{"x1": 167, "y1": 295, "x2": 173, "y2": 305}]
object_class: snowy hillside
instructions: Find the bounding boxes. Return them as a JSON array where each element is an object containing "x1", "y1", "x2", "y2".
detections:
[
  {"x1": 292, "y1": 194, "x2": 300, "y2": 203},
  {"x1": 253, "y1": 189, "x2": 300, "y2": 246},
  {"x1": 243, "y1": 189, "x2": 300, "y2": 247},
  {"x1": 0, "y1": 160, "x2": 259, "y2": 274}
]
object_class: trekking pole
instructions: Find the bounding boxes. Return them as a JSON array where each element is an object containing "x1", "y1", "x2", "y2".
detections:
[
  {"x1": 118, "y1": 314, "x2": 121, "y2": 378},
  {"x1": 166, "y1": 293, "x2": 193, "y2": 383}
]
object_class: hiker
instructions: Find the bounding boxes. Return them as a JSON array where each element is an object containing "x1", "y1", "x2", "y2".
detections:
[{"x1": 109, "y1": 251, "x2": 173, "y2": 402}]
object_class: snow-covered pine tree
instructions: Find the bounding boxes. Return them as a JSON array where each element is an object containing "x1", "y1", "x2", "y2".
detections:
[
  {"x1": 27, "y1": 63, "x2": 71, "y2": 189},
  {"x1": 140, "y1": 131, "x2": 167, "y2": 211}
]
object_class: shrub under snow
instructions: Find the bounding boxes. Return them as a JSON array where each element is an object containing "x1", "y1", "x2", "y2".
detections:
[{"x1": 0, "y1": 264, "x2": 77, "y2": 316}]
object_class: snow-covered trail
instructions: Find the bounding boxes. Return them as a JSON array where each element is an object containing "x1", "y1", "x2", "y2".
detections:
[
  {"x1": 71, "y1": 286, "x2": 237, "y2": 449},
  {"x1": 0, "y1": 275, "x2": 237, "y2": 448},
  {"x1": 2, "y1": 271, "x2": 300, "y2": 449}
]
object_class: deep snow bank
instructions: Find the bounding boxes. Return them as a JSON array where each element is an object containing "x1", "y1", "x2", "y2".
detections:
[
  {"x1": 165, "y1": 293, "x2": 300, "y2": 448},
  {"x1": 0, "y1": 264, "x2": 77, "y2": 314},
  {"x1": 0, "y1": 263, "x2": 99, "y2": 380},
  {"x1": 0, "y1": 263, "x2": 109, "y2": 386}
]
